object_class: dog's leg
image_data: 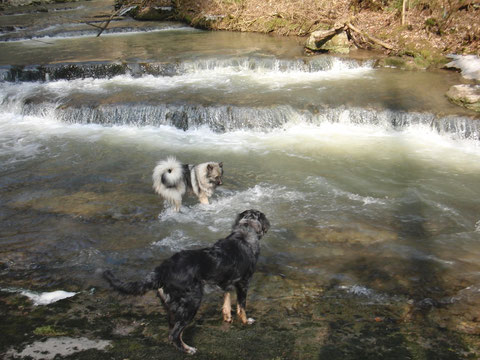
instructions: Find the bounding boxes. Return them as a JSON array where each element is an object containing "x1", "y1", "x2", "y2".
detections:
[
  {"x1": 157, "y1": 288, "x2": 175, "y2": 328},
  {"x1": 169, "y1": 320, "x2": 196, "y2": 355},
  {"x1": 167, "y1": 283, "x2": 202, "y2": 354},
  {"x1": 170, "y1": 321, "x2": 197, "y2": 355},
  {"x1": 174, "y1": 200, "x2": 181, "y2": 212},
  {"x1": 198, "y1": 193, "x2": 209, "y2": 205},
  {"x1": 222, "y1": 292, "x2": 232, "y2": 323},
  {"x1": 235, "y1": 282, "x2": 255, "y2": 325}
]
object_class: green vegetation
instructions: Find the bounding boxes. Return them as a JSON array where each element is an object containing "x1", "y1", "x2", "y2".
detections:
[{"x1": 33, "y1": 325, "x2": 69, "y2": 336}]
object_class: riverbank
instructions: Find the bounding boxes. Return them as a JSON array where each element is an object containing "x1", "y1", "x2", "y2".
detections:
[
  {"x1": 155, "y1": 0, "x2": 478, "y2": 68},
  {"x1": 2, "y1": 0, "x2": 479, "y2": 68}
]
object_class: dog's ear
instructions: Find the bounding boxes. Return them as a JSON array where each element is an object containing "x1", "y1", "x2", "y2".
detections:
[
  {"x1": 218, "y1": 162, "x2": 223, "y2": 168},
  {"x1": 246, "y1": 219, "x2": 264, "y2": 236},
  {"x1": 207, "y1": 164, "x2": 213, "y2": 172},
  {"x1": 259, "y1": 214, "x2": 270, "y2": 235}
]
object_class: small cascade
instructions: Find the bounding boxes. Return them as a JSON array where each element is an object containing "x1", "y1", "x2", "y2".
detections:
[
  {"x1": 1, "y1": 56, "x2": 478, "y2": 140},
  {"x1": 0, "y1": 56, "x2": 373, "y2": 82},
  {"x1": 5, "y1": 96, "x2": 479, "y2": 140},
  {"x1": 177, "y1": 56, "x2": 372, "y2": 74}
]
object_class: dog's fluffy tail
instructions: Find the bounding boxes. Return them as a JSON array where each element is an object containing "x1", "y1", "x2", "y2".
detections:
[
  {"x1": 103, "y1": 269, "x2": 160, "y2": 296},
  {"x1": 152, "y1": 156, "x2": 183, "y2": 195}
]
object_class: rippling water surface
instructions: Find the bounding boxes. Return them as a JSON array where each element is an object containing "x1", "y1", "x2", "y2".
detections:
[{"x1": 1, "y1": 3, "x2": 480, "y2": 356}]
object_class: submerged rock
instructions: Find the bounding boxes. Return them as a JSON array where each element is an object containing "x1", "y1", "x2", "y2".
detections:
[
  {"x1": 294, "y1": 222, "x2": 397, "y2": 245},
  {"x1": 446, "y1": 84, "x2": 480, "y2": 113},
  {"x1": 8, "y1": 189, "x2": 157, "y2": 222}
]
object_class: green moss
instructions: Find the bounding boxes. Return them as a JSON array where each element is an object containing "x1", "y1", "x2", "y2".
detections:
[
  {"x1": 33, "y1": 325, "x2": 68, "y2": 336},
  {"x1": 425, "y1": 17, "x2": 437, "y2": 27},
  {"x1": 264, "y1": 17, "x2": 289, "y2": 33},
  {"x1": 382, "y1": 56, "x2": 409, "y2": 68}
]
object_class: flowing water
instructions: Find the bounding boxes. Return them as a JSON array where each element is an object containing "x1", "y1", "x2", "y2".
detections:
[{"x1": 2, "y1": 1, "x2": 480, "y2": 357}]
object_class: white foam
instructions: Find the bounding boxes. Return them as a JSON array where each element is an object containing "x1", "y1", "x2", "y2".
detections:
[
  {"x1": 21, "y1": 290, "x2": 78, "y2": 305},
  {"x1": 157, "y1": 183, "x2": 303, "y2": 230},
  {"x1": 447, "y1": 285, "x2": 480, "y2": 304},
  {"x1": 1, "y1": 288, "x2": 77, "y2": 305},
  {"x1": 340, "y1": 284, "x2": 374, "y2": 296},
  {"x1": 0, "y1": 58, "x2": 372, "y2": 97},
  {"x1": 343, "y1": 192, "x2": 388, "y2": 205},
  {"x1": 338, "y1": 284, "x2": 392, "y2": 304},
  {"x1": 151, "y1": 183, "x2": 305, "y2": 253},
  {"x1": 152, "y1": 229, "x2": 201, "y2": 252},
  {"x1": 446, "y1": 54, "x2": 480, "y2": 80},
  {"x1": 1, "y1": 96, "x2": 480, "y2": 173},
  {"x1": 179, "y1": 58, "x2": 373, "y2": 88}
]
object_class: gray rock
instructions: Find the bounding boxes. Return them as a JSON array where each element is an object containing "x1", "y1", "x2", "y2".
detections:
[
  {"x1": 306, "y1": 28, "x2": 352, "y2": 54},
  {"x1": 446, "y1": 84, "x2": 480, "y2": 112},
  {"x1": 7, "y1": 337, "x2": 111, "y2": 360}
]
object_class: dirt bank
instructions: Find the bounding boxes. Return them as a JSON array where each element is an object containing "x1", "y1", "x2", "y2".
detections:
[
  {"x1": 159, "y1": 0, "x2": 478, "y2": 66},
  {"x1": 2, "y1": 0, "x2": 479, "y2": 66}
]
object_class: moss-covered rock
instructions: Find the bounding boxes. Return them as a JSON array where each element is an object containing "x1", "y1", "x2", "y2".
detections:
[{"x1": 446, "y1": 84, "x2": 480, "y2": 112}]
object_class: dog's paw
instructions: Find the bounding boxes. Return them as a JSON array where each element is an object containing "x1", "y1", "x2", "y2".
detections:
[
  {"x1": 184, "y1": 345, "x2": 197, "y2": 355},
  {"x1": 223, "y1": 316, "x2": 233, "y2": 323},
  {"x1": 247, "y1": 317, "x2": 255, "y2": 325}
]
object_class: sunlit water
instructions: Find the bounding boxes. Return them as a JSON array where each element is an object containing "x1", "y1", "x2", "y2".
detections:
[{"x1": 1, "y1": 2, "x2": 480, "y2": 313}]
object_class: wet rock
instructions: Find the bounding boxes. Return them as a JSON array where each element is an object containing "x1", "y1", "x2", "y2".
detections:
[
  {"x1": 430, "y1": 285, "x2": 480, "y2": 335},
  {"x1": 446, "y1": 84, "x2": 480, "y2": 113},
  {"x1": 112, "y1": 321, "x2": 140, "y2": 336},
  {"x1": 306, "y1": 29, "x2": 352, "y2": 54},
  {"x1": 6, "y1": 337, "x2": 111, "y2": 360},
  {"x1": 192, "y1": 14, "x2": 226, "y2": 30},
  {"x1": 8, "y1": 189, "x2": 157, "y2": 222},
  {"x1": 1, "y1": 63, "x2": 129, "y2": 82},
  {"x1": 294, "y1": 223, "x2": 397, "y2": 245}
]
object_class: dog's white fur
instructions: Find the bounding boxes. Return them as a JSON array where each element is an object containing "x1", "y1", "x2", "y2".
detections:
[
  {"x1": 152, "y1": 157, "x2": 222, "y2": 211},
  {"x1": 152, "y1": 157, "x2": 185, "y2": 211}
]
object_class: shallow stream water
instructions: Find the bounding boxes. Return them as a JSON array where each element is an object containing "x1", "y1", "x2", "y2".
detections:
[{"x1": 1, "y1": 1, "x2": 480, "y2": 358}]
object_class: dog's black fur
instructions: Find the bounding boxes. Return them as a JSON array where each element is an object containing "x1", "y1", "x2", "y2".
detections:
[{"x1": 103, "y1": 209, "x2": 270, "y2": 354}]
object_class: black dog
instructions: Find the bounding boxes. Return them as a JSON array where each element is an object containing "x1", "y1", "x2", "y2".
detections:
[{"x1": 103, "y1": 209, "x2": 270, "y2": 354}]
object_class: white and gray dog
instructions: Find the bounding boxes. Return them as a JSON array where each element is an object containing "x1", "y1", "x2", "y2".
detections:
[{"x1": 152, "y1": 157, "x2": 223, "y2": 212}]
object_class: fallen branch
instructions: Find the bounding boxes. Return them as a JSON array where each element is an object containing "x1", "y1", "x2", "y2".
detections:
[
  {"x1": 85, "y1": 22, "x2": 104, "y2": 30},
  {"x1": 311, "y1": 23, "x2": 345, "y2": 43},
  {"x1": 345, "y1": 22, "x2": 394, "y2": 50},
  {"x1": 96, "y1": 5, "x2": 137, "y2": 37}
]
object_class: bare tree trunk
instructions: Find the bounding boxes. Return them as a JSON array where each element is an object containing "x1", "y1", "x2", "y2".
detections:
[{"x1": 401, "y1": 0, "x2": 407, "y2": 25}]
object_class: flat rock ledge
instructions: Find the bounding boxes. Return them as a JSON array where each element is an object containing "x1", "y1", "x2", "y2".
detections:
[{"x1": 446, "y1": 84, "x2": 480, "y2": 113}]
